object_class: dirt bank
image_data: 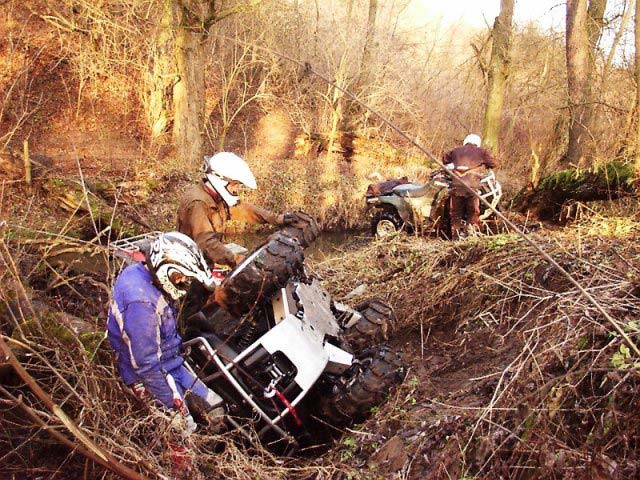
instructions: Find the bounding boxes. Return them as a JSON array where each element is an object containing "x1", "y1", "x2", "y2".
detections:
[{"x1": 313, "y1": 221, "x2": 640, "y2": 479}]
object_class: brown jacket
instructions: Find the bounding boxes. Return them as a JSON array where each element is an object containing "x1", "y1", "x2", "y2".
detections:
[
  {"x1": 444, "y1": 144, "x2": 499, "y2": 197},
  {"x1": 177, "y1": 184, "x2": 282, "y2": 267}
]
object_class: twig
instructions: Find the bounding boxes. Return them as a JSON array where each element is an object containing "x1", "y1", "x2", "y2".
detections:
[{"x1": 0, "y1": 335, "x2": 148, "y2": 480}]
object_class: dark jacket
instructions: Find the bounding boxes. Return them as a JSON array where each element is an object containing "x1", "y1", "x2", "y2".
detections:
[
  {"x1": 177, "y1": 184, "x2": 282, "y2": 267},
  {"x1": 444, "y1": 144, "x2": 498, "y2": 197}
]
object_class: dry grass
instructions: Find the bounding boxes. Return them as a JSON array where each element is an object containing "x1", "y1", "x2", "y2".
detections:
[
  {"x1": 311, "y1": 219, "x2": 640, "y2": 477},
  {"x1": 2, "y1": 204, "x2": 640, "y2": 478}
]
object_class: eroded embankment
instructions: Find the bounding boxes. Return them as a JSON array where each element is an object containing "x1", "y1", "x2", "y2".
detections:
[{"x1": 313, "y1": 225, "x2": 640, "y2": 479}]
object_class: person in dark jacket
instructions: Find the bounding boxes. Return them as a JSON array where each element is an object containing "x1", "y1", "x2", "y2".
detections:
[
  {"x1": 443, "y1": 134, "x2": 499, "y2": 238},
  {"x1": 107, "y1": 231, "x2": 224, "y2": 434},
  {"x1": 178, "y1": 152, "x2": 293, "y2": 268}
]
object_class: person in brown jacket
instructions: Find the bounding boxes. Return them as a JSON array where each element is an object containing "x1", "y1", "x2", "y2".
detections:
[
  {"x1": 178, "y1": 152, "x2": 291, "y2": 268},
  {"x1": 443, "y1": 134, "x2": 499, "y2": 238}
]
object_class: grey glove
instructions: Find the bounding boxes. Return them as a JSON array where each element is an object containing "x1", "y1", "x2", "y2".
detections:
[
  {"x1": 206, "y1": 406, "x2": 226, "y2": 434},
  {"x1": 169, "y1": 412, "x2": 197, "y2": 436},
  {"x1": 185, "y1": 390, "x2": 226, "y2": 434}
]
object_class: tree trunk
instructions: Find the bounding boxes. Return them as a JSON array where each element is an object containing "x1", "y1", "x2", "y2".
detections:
[
  {"x1": 314, "y1": 0, "x2": 320, "y2": 58},
  {"x1": 327, "y1": 60, "x2": 346, "y2": 156},
  {"x1": 173, "y1": 6, "x2": 208, "y2": 167},
  {"x1": 564, "y1": 0, "x2": 608, "y2": 166},
  {"x1": 635, "y1": 0, "x2": 640, "y2": 175},
  {"x1": 565, "y1": 0, "x2": 591, "y2": 167},
  {"x1": 359, "y1": 0, "x2": 378, "y2": 88},
  {"x1": 587, "y1": 0, "x2": 607, "y2": 48},
  {"x1": 170, "y1": 1, "x2": 262, "y2": 165},
  {"x1": 482, "y1": 0, "x2": 515, "y2": 153},
  {"x1": 148, "y1": 0, "x2": 176, "y2": 140},
  {"x1": 334, "y1": 0, "x2": 377, "y2": 156},
  {"x1": 602, "y1": 0, "x2": 634, "y2": 80},
  {"x1": 326, "y1": 1, "x2": 354, "y2": 156}
]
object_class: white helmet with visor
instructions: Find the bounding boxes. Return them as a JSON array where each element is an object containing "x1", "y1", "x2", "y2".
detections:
[{"x1": 203, "y1": 152, "x2": 257, "y2": 207}]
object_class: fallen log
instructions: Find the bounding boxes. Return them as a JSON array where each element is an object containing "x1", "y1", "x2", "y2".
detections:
[
  {"x1": 42, "y1": 179, "x2": 145, "y2": 237},
  {"x1": 511, "y1": 161, "x2": 636, "y2": 221}
]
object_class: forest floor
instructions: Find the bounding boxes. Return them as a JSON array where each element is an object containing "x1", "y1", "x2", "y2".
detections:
[
  {"x1": 313, "y1": 223, "x2": 640, "y2": 479},
  {"x1": 1, "y1": 198, "x2": 639, "y2": 478}
]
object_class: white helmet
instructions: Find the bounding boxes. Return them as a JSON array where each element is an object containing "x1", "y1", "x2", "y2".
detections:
[
  {"x1": 146, "y1": 232, "x2": 215, "y2": 300},
  {"x1": 203, "y1": 152, "x2": 257, "y2": 207},
  {"x1": 463, "y1": 134, "x2": 482, "y2": 147}
]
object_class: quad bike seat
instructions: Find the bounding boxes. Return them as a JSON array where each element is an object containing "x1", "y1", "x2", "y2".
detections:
[{"x1": 392, "y1": 183, "x2": 430, "y2": 198}]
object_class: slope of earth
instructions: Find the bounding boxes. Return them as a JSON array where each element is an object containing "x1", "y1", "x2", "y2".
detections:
[{"x1": 312, "y1": 214, "x2": 640, "y2": 479}]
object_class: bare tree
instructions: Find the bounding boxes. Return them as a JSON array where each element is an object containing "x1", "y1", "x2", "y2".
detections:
[
  {"x1": 171, "y1": 0, "x2": 263, "y2": 167},
  {"x1": 358, "y1": 0, "x2": 378, "y2": 88},
  {"x1": 565, "y1": 0, "x2": 592, "y2": 166},
  {"x1": 213, "y1": 43, "x2": 271, "y2": 150},
  {"x1": 171, "y1": 1, "x2": 215, "y2": 167},
  {"x1": 328, "y1": 0, "x2": 378, "y2": 156},
  {"x1": 564, "y1": 0, "x2": 607, "y2": 166},
  {"x1": 482, "y1": 0, "x2": 515, "y2": 153},
  {"x1": 587, "y1": 0, "x2": 607, "y2": 47},
  {"x1": 147, "y1": 0, "x2": 176, "y2": 140},
  {"x1": 602, "y1": 0, "x2": 634, "y2": 81},
  {"x1": 326, "y1": 0, "x2": 354, "y2": 155}
]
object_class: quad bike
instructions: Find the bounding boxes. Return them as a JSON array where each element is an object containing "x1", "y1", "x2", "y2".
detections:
[
  {"x1": 366, "y1": 169, "x2": 502, "y2": 239},
  {"x1": 112, "y1": 216, "x2": 405, "y2": 450}
]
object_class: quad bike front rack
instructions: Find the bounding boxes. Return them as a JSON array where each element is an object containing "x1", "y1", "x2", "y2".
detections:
[
  {"x1": 183, "y1": 336, "x2": 301, "y2": 448},
  {"x1": 109, "y1": 231, "x2": 163, "y2": 263},
  {"x1": 479, "y1": 170, "x2": 502, "y2": 221},
  {"x1": 110, "y1": 232, "x2": 249, "y2": 267}
]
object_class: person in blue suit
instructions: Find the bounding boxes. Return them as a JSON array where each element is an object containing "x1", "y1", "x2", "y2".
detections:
[{"x1": 107, "y1": 231, "x2": 224, "y2": 433}]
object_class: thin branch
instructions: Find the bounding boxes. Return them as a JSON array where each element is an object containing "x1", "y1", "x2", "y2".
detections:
[{"x1": 0, "y1": 335, "x2": 148, "y2": 480}]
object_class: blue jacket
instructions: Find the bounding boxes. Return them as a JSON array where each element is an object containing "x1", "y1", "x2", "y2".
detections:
[{"x1": 107, "y1": 263, "x2": 185, "y2": 409}]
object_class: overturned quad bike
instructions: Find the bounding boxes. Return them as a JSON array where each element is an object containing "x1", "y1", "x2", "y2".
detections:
[
  {"x1": 115, "y1": 215, "x2": 405, "y2": 451},
  {"x1": 366, "y1": 169, "x2": 502, "y2": 238}
]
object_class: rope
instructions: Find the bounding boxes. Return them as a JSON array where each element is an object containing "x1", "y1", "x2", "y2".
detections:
[{"x1": 217, "y1": 35, "x2": 640, "y2": 357}]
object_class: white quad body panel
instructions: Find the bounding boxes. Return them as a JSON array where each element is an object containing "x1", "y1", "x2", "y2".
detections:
[
  {"x1": 259, "y1": 315, "x2": 330, "y2": 390},
  {"x1": 257, "y1": 278, "x2": 353, "y2": 390}
]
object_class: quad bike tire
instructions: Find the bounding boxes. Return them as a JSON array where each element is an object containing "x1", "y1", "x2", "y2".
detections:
[
  {"x1": 343, "y1": 298, "x2": 397, "y2": 354},
  {"x1": 319, "y1": 345, "x2": 405, "y2": 426},
  {"x1": 215, "y1": 232, "x2": 304, "y2": 317},
  {"x1": 371, "y1": 209, "x2": 405, "y2": 238},
  {"x1": 280, "y1": 211, "x2": 320, "y2": 249}
]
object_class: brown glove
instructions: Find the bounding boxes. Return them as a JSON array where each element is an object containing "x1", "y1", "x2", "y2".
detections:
[{"x1": 278, "y1": 212, "x2": 299, "y2": 226}]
